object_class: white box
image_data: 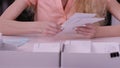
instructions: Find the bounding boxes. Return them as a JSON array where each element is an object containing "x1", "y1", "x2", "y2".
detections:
[
  {"x1": 33, "y1": 42, "x2": 61, "y2": 52},
  {"x1": 0, "y1": 42, "x2": 61, "y2": 68},
  {"x1": 92, "y1": 42, "x2": 120, "y2": 53},
  {"x1": 61, "y1": 41, "x2": 120, "y2": 68},
  {"x1": 64, "y1": 40, "x2": 91, "y2": 53}
]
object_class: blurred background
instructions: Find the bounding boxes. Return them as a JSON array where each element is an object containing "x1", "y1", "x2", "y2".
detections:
[
  {"x1": 0, "y1": 0, "x2": 34, "y2": 21},
  {"x1": 0, "y1": 0, "x2": 14, "y2": 15}
]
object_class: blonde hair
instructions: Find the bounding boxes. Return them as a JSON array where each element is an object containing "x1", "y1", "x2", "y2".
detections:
[{"x1": 71, "y1": 0, "x2": 107, "y2": 18}]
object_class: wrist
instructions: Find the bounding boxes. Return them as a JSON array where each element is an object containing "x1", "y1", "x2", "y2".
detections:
[
  {"x1": 94, "y1": 26, "x2": 101, "y2": 38},
  {"x1": 31, "y1": 22, "x2": 42, "y2": 33}
]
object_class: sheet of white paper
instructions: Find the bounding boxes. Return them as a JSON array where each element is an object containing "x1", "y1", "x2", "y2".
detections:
[
  {"x1": 67, "y1": 13, "x2": 96, "y2": 23},
  {"x1": 68, "y1": 13, "x2": 96, "y2": 20},
  {"x1": 3, "y1": 38, "x2": 29, "y2": 47},
  {"x1": 63, "y1": 18, "x2": 104, "y2": 29},
  {"x1": 64, "y1": 40, "x2": 91, "y2": 53},
  {"x1": 58, "y1": 18, "x2": 104, "y2": 35},
  {"x1": 33, "y1": 42, "x2": 61, "y2": 52},
  {"x1": 92, "y1": 42, "x2": 120, "y2": 53}
]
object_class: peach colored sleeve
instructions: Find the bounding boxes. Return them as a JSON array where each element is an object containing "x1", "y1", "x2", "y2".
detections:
[{"x1": 25, "y1": 0, "x2": 37, "y2": 6}]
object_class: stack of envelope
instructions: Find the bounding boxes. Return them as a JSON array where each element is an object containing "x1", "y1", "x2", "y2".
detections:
[{"x1": 58, "y1": 13, "x2": 105, "y2": 35}]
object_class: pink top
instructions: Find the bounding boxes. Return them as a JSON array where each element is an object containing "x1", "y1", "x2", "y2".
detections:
[{"x1": 26, "y1": 0, "x2": 75, "y2": 24}]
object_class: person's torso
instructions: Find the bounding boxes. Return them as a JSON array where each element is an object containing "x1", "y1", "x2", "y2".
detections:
[{"x1": 35, "y1": 0, "x2": 75, "y2": 24}]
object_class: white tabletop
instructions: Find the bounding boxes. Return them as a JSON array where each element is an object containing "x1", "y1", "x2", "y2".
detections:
[
  {"x1": 1, "y1": 35, "x2": 120, "y2": 68},
  {"x1": 4, "y1": 34, "x2": 120, "y2": 52}
]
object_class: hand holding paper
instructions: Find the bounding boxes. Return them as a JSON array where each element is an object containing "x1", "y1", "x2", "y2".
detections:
[{"x1": 58, "y1": 13, "x2": 105, "y2": 35}]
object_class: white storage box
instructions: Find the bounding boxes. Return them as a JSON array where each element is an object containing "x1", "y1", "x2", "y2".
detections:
[
  {"x1": 0, "y1": 42, "x2": 61, "y2": 68},
  {"x1": 1, "y1": 40, "x2": 120, "y2": 68},
  {"x1": 61, "y1": 41, "x2": 120, "y2": 68}
]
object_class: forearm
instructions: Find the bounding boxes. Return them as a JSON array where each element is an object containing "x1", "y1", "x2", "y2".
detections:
[
  {"x1": 95, "y1": 25, "x2": 120, "y2": 37},
  {"x1": 0, "y1": 20, "x2": 40, "y2": 35},
  {"x1": 107, "y1": 0, "x2": 120, "y2": 21}
]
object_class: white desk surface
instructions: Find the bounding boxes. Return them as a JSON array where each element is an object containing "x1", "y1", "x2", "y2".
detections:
[{"x1": 4, "y1": 34, "x2": 120, "y2": 52}]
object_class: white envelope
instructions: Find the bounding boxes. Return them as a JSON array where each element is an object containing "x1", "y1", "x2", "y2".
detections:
[
  {"x1": 64, "y1": 40, "x2": 91, "y2": 53},
  {"x1": 58, "y1": 18, "x2": 104, "y2": 35},
  {"x1": 68, "y1": 13, "x2": 96, "y2": 21},
  {"x1": 92, "y1": 42, "x2": 120, "y2": 53},
  {"x1": 62, "y1": 18, "x2": 104, "y2": 29},
  {"x1": 33, "y1": 42, "x2": 61, "y2": 52},
  {"x1": 66, "y1": 13, "x2": 96, "y2": 24}
]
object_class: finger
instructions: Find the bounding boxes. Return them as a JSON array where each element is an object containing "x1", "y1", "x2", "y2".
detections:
[
  {"x1": 76, "y1": 31, "x2": 94, "y2": 39},
  {"x1": 44, "y1": 30, "x2": 57, "y2": 35},
  {"x1": 76, "y1": 26, "x2": 92, "y2": 30},
  {"x1": 77, "y1": 25, "x2": 95, "y2": 32},
  {"x1": 44, "y1": 33, "x2": 55, "y2": 36},
  {"x1": 85, "y1": 23, "x2": 93, "y2": 25},
  {"x1": 49, "y1": 23, "x2": 58, "y2": 28},
  {"x1": 76, "y1": 28, "x2": 92, "y2": 33},
  {"x1": 76, "y1": 31, "x2": 90, "y2": 35},
  {"x1": 47, "y1": 27, "x2": 61, "y2": 33},
  {"x1": 86, "y1": 25, "x2": 95, "y2": 29},
  {"x1": 46, "y1": 27, "x2": 62, "y2": 34},
  {"x1": 57, "y1": 25, "x2": 62, "y2": 29},
  {"x1": 86, "y1": 24, "x2": 98, "y2": 29},
  {"x1": 49, "y1": 24, "x2": 62, "y2": 31}
]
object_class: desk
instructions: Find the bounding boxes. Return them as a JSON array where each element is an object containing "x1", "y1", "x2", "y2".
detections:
[
  {"x1": 2, "y1": 35, "x2": 120, "y2": 68},
  {"x1": 5, "y1": 34, "x2": 120, "y2": 52}
]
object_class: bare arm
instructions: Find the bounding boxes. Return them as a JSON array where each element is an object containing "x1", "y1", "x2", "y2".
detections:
[
  {"x1": 1, "y1": 0, "x2": 28, "y2": 20},
  {"x1": 0, "y1": 18, "x2": 62, "y2": 36},
  {"x1": 95, "y1": 0, "x2": 120, "y2": 37},
  {"x1": 0, "y1": 0, "x2": 37, "y2": 35},
  {"x1": 0, "y1": 19, "x2": 41, "y2": 35},
  {"x1": 94, "y1": 25, "x2": 120, "y2": 37},
  {"x1": 0, "y1": 0, "x2": 61, "y2": 36},
  {"x1": 76, "y1": 0, "x2": 120, "y2": 38},
  {"x1": 107, "y1": 0, "x2": 120, "y2": 21},
  {"x1": 94, "y1": 0, "x2": 120, "y2": 37}
]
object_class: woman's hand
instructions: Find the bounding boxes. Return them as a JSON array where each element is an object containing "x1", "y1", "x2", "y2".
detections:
[
  {"x1": 35, "y1": 22, "x2": 62, "y2": 36},
  {"x1": 76, "y1": 24, "x2": 98, "y2": 39}
]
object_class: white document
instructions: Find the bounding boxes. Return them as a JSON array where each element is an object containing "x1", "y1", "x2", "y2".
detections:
[
  {"x1": 33, "y1": 42, "x2": 61, "y2": 52},
  {"x1": 92, "y1": 42, "x2": 120, "y2": 53},
  {"x1": 62, "y1": 18, "x2": 104, "y2": 30},
  {"x1": 3, "y1": 38, "x2": 29, "y2": 47},
  {"x1": 64, "y1": 40, "x2": 91, "y2": 53},
  {"x1": 67, "y1": 13, "x2": 96, "y2": 23},
  {"x1": 58, "y1": 13, "x2": 105, "y2": 35}
]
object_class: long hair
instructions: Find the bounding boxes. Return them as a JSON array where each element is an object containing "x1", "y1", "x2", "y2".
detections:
[
  {"x1": 69, "y1": 0, "x2": 107, "y2": 25},
  {"x1": 71, "y1": 0, "x2": 107, "y2": 18}
]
